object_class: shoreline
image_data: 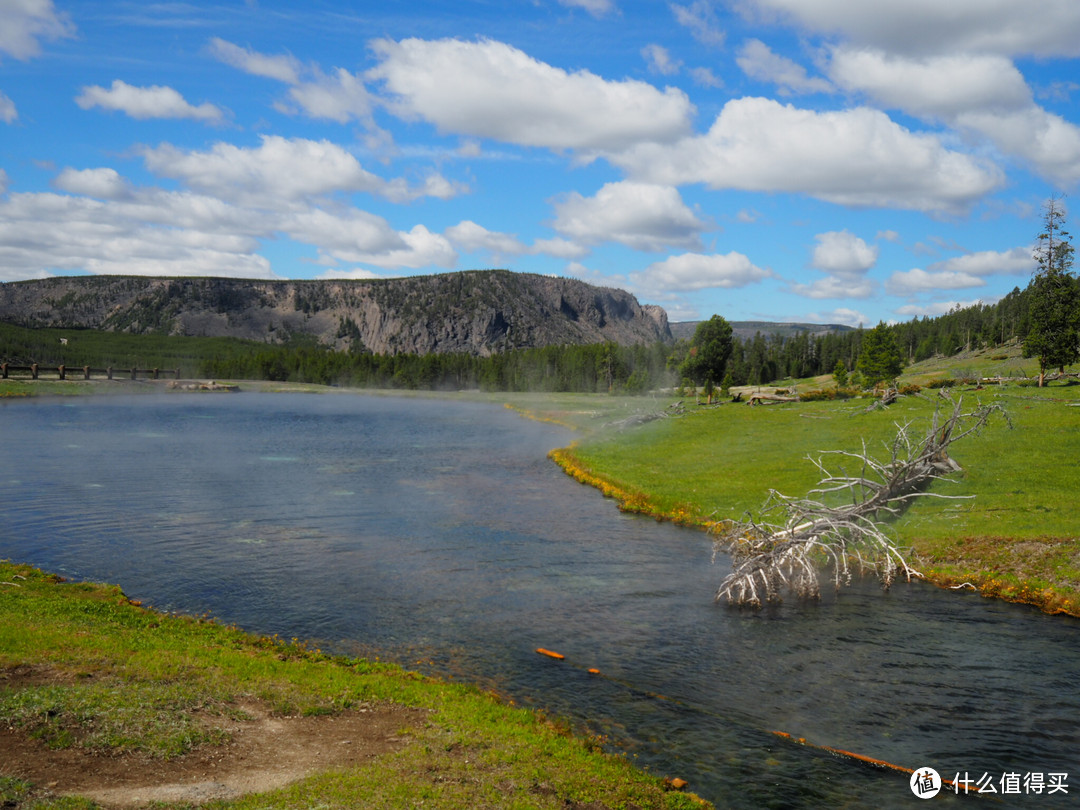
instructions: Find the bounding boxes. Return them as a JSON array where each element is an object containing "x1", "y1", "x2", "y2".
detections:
[{"x1": 548, "y1": 441, "x2": 1080, "y2": 619}]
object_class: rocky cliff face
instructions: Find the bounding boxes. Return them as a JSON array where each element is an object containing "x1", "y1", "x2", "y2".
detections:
[{"x1": 0, "y1": 270, "x2": 670, "y2": 356}]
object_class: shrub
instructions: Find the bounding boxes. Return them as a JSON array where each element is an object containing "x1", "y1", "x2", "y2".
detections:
[{"x1": 898, "y1": 383, "x2": 922, "y2": 396}]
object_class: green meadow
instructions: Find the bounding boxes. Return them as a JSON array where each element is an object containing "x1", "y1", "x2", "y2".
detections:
[
  {"x1": 0, "y1": 562, "x2": 709, "y2": 810},
  {"x1": 541, "y1": 348, "x2": 1080, "y2": 615}
]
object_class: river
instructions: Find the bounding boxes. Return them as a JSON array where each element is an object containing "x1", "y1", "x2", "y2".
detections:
[{"x1": 1, "y1": 392, "x2": 1077, "y2": 807}]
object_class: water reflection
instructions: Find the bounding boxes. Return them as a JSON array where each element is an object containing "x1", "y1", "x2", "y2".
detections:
[{"x1": 1, "y1": 393, "x2": 1077, "y2": 808}]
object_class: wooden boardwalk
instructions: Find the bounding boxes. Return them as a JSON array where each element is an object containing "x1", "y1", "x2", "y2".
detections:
[{"x1": 1, "y1": 363, "x2": 180, "y2": 381}]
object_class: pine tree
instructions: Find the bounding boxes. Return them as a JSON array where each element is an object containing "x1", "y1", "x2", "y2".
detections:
[
  {"x1": 856, "y1": 322, "x2": 904, "y2": 385},
  {"x1": 1024, "y1": 196, "x2": 1079, "y2": 386}
]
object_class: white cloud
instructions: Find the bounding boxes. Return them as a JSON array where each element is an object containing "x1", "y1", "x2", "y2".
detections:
[
  {"x1": 531, "y1": 236, "x2": 590, "y2": 260},
  {"x1": 642, "y1": 44, "x2": 681, "y2": 76},
  {"x1": 445, "y1": 220, "x2": 527, "y2": 255},
  {"x1": 895, "y1": 299, "x2": 985, "y2": 318},
  {"x1": 0, "y1": 168, "x2": 7, "y2": 194},
  {"x1": 789, "y1": 230, "x2": 878, "y2": 299},
  {"x1": 317, "y1": 268, "x2": 387, "y2": 280},
  {"x1": 552, "y1": 181, "x2": 706, "y2": 251},
  {"x1": 928, "y1": 247, "x2": 1035, "y2": 277},
  {"x1": 876, "y1": 229, "x2": 900, "y2": 242},
  {"x1": 0, "y1": 89, "x2": 15, "y2": 122},
  {"x1": 0, "y1": 190, "x2": 276, "y2": 282},
  {"x1": 630, "y1": 251, "x2": 770, "y2": 294},
  {"x1": 336, "y1": 224, "x2": 456, "y2": 270},
  {"x1": 0, "y1": 0, "x2": 73, "y2": 60},
  {"x1": 886, "y1": 267, "x2": 985, "y2": 296},
  {"x1": 800, "y1": 307, "x2": 868, "y2": 327},
  {"x1": 671, "y1": 1, "x2": 726, "y2": 47},
  {"x1": 828, "y1": 48, "x2": 1030, "y2": 120},
  {"x1": 955, "y1": 107, "x2": 1080, "y2": 186},
  {"x1": 53, "y1": 167, "x2": 133, "y2": 200},
  {"x1": 138, "y1": 136, "x2": 450, "y2": 206},
  {"x1": 207, "y1": 37, "x2": 301, "y2": 84},
  {"x1": 558, "y1": 0, "x2": 615, "y2": 17},
  {"x1": 368, "y1": 37, "x2": 694, "y2": 152},
  {"x1": 276, "y1": 66, "x2": 377, "y2": 125},
  {"x1": 76, "y1": 80, "x2": 225, "y2": 122},
  {"x1": 737, "y1": 39, "x2": 834, "y2": 95},
  {"x1": 688, "y1": 66, "x2": 724, "y2": 88},
  {"x1": 810, "y1": 229, "x2": 877, "y2": 274},
  {"x1": 745, "y1": 0, "x2": 1080, "y2": 58},
  {"x1": 610, "y1": 97, "x2": 1002, "y2": 212},
  {"x1": 281, "y1": 207, "x2": 407, "y2": 258}
]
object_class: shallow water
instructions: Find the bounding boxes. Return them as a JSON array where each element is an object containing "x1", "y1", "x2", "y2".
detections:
[{"x1": 1, "y1": 393, "x2": 1077, "y2": 808}]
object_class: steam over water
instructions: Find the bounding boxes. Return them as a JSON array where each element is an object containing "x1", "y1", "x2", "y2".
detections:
[{"x1": 2, "y1": 393, "x2": 1078, "y2": 808}]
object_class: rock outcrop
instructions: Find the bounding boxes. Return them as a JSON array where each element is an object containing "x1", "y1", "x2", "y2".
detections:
[{"x1": 0, "y1": 270, "x2": 670, "y2": 356}]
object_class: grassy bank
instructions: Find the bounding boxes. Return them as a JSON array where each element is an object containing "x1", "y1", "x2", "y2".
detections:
[
  {"x1": 0, "y1": 561, "x2": 710, "y2": 809},
  {"x1": 556, "y1": 366, "x2": 1080, "y2": 616}
]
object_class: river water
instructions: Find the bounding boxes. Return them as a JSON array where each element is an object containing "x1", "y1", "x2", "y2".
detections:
[{"x1": 1, "y1": 393, "x2": 1077, "y2": 807}]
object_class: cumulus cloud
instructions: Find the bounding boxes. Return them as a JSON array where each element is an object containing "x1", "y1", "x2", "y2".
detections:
[
  {"x1": 53, "y1": 167, "x2": 133, "y2": 200},
  {"x1": 0, "y1": 89, "x2": 15, "y2": 123},
  {"x1": 825, "y1": 47, "x2": 1080, "y2": 183},
  {"x1": 0, "y1": 0, "x2": 73, "y2": 60},
  {"x1": 789, "y1": 230, "x2": 877, "y2": 299},
  {"x1": 76, "y1": 80, "x2": 225, "y2": 122},
  {"x1": 811, "y1": 230, "x2": 878, "y2": 274},
  {"x1": 928, "y1": 247, "x2": 1035, "y2": 277},
  {"x1": 0, "y1": 189, "x2": 276, "y2": 282},
  {"x1": 368, "y1": 37, "x2": 694, "y2": 152},
  {"x1": 745, "y1": 0, "x2": 1080, "y2": 58},
  {"x1": 326, "y1": 224, "x2": 456, "y2": 270},
  {"x1": 610, "y1": 97, "x2": 1002, "y2": 212},
  {"x1": 630, "y1": 251, "x2": 770, "y2": 295},
  {"x1": 445, "y1": 220, "x2": 527, "y2": 256},
  {"x1": 886, "y1": 267, "x2": 985, "y2": 296},
  {"x1": 139, "y1": 135, "x2": 458, "y2": 206},
  {"x1": 737, "y1": 39, "x2": 834, "y2": 95},
  {"x1": 828, "y1": 48, "x2": 1030, "y2": 120},
  {"x1": 209, "y1": 37, "x2": 384, "y2": 143},
  {"x1": 552, "y1": 181, "x2": 706, "y2": 252},
  {"x1": 275, "y1": 66, "x2": 377, "y2": 125}
]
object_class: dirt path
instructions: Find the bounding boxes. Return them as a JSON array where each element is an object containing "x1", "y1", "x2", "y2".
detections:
[{"x1": 1, "y1": 668, "x2": 425, "y2": 807}]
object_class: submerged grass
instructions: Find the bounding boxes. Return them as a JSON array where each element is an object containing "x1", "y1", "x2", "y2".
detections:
[{"x1": 0, "y1": 561, "x2": 711, "y2": 809}]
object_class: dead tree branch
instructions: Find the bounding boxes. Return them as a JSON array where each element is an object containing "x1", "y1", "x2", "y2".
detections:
[{"x1": 712, "y1": 394, "x2": 1008, "y2": 607}]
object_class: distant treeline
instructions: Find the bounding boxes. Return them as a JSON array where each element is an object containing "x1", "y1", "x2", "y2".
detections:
[
  {"x1": 714, "y1": 284, "x2": 1030, "y2": 386},
  {"x1": 0, "y1": 282, "x2": 1035, "y2": 392}
]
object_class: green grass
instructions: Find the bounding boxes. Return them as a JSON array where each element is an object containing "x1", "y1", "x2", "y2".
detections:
[
  {"x1": 564, "y1": 375, "x2": 1080, "y2": 614},
  {"x1": 0, "y1": 562, "x2": 711, "y2": 809}
]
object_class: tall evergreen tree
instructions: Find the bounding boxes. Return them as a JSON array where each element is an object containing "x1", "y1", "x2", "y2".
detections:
[
  {"x1": 680, "y1": 315, "x2": 733, "y2": 386},
  {"x1": 856, "y1": 321, "x2": 904, "y2": 385},
  {"x1": 1024, "y1": 196, "x2": 1079, "y2": 386}
]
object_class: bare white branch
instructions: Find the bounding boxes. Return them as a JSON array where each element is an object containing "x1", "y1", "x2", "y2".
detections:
[{"x1": 712, "y1": 394, "x2": 1007, "y2": 607}]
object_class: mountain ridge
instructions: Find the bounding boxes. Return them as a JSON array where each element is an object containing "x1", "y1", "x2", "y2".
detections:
[{"x1": 0, "y1": 270, "x2": 670, "y2": 357}]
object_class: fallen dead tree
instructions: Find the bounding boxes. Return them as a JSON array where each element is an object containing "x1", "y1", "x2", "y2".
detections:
[{"x1": 712, "y1": 394, "x2": 1008, "y2": 607}]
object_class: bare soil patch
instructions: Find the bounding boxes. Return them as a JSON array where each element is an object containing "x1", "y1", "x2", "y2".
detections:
[{"x1": 0, "y1": 665, "x2": 426, "y2": 808}]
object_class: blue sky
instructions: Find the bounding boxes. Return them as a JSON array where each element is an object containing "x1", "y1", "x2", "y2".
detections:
[{"x1": 2, "y1": 1, "x2": 1079, "y2": 326}]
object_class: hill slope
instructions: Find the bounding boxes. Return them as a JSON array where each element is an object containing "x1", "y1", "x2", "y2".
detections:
[
  {"x1": 670, "y1": 320, "x2": 855, "y2": 341},
  {"x1": 0, "y1": 270, "x2": 669, "y2": 356}
]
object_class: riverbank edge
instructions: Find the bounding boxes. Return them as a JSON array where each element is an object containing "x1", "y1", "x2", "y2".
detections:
[
  {"x1": 0, "y1": 560, "x2": 713, "y2": 810},
  {"x1": 548, "y1": 444, "x2": 1080, "y2": 619}
]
